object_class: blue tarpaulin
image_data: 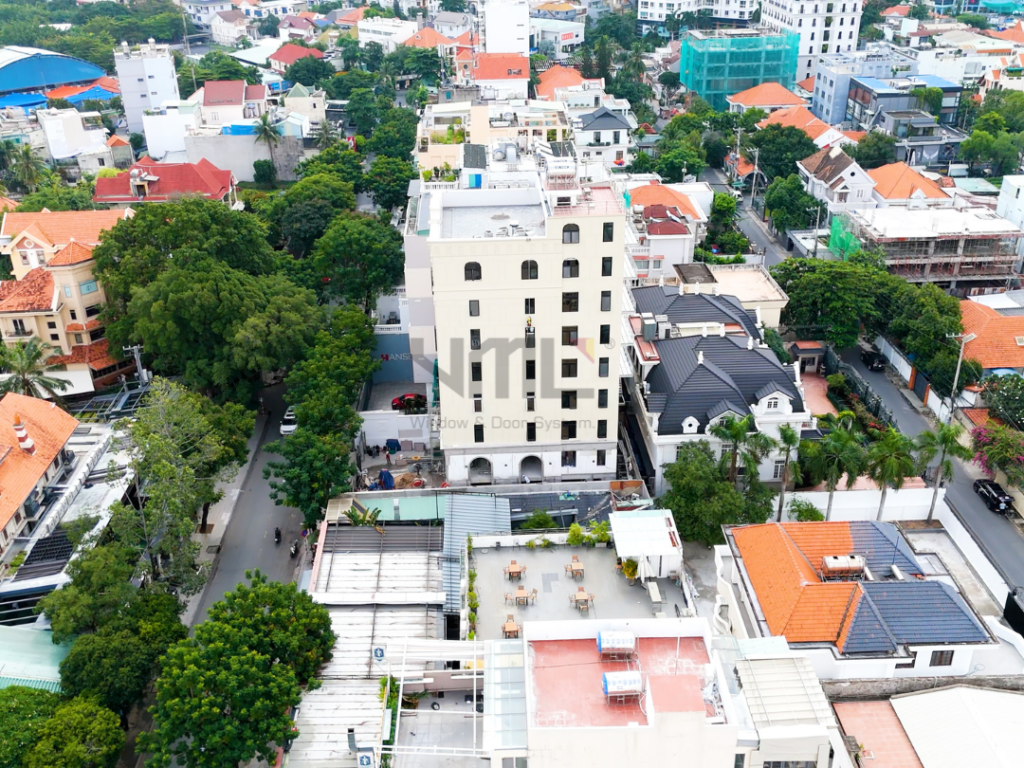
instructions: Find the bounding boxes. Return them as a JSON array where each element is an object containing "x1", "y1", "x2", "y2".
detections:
[
  {"x1": 65, "y1": 85, "x2": 117, "y2": 105},
  {"x1": 0, "y1": 93, "x2": 47, "y2": 111},
  {"x1": 377, "y1": 469, "x2": 395, "y2": 490}
]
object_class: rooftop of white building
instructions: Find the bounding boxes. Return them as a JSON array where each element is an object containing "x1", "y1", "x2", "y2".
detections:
[{"x1": 846, "y1": 205, "x2": 1024, "y2": 241}]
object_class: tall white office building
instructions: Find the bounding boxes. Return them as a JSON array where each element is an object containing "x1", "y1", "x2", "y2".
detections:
[
  {"x1": 482, "y1": 0, "x2": 531, "y2": 57},
  {"x1": 113, "y1": 39, "x2": 180, "y2": 134},
  {"x1": 761, "y1": 0, "x2": 864, "y2": 82}
]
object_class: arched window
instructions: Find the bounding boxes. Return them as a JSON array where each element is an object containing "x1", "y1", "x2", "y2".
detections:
[
  {"x1": 465, "y1": 262, "x2": 482, "y2": 281},
  {"x1": 521, "y1": 260, "x2": 538, "y2": 280},
  {"x1": 562, "y1": 259, "x2": 579, "y2": 278},
  {"x1": 562, "y1": 223, "x2": 580, "y2": 244}
]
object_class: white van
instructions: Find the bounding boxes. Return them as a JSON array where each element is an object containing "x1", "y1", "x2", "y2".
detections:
[{"x1": 280, "y1": 407, "x2": 298, "y2": 436}]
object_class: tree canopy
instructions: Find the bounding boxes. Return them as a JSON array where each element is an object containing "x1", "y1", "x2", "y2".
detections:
[
  {"x1": 744, "y1": 124, "x2": 819, "y2": 183},
  {"x1": 0, "y1": 686, "x2": 61, "y2": 767},
  {"x1": 847, "y1": 131, "x2": 897, "y2": 169},
  {"x1": 763, "y1": 174, "x2": 825, "y2": 233},
  {"x1": 366, "y1": 155, "x2": 417, "y2": 212}
]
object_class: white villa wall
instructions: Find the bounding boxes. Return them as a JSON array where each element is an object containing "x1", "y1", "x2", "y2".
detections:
[{"x1": 358, "y1": 410, "x2": 431, "y2": 445}]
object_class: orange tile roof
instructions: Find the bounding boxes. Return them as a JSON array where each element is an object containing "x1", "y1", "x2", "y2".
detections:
[
  {"x1": 797, "y1": 76, "x2": 817, "y2": 93},
  {"x1": 48, "y1": 241, "x2": 95, "y2": 267},
  {"x1": 0, "y1": 197, "x2": 16, "y2": 212},
  {"x1": 732, "y1": 525, "x2": 818, "y2": 634},
  {"x1": 735, "y1": 156, "x2": 755, "y2": 177},
  {"x1": 726, "y1": 82, "x2": 806, "y2": 108},
  {"x1": 452, "y1": 30, "x2": 476, "y2": 47},
  {"x1": 471, "y1": 53, "x2": 529, "y2": 81},
  {"x1": 269, "y1": 43, "x2": 324, "y2": 67},
  {"x1": 1, "y1": 209, "x2": 128, "y2": 249},
  {"x1": 94, "y1": 76, "x2": 120, "y2": 94},
  {"x1": 963, "y1": 407, "x2": 1003, "y2": 427},
  {"x1": 841, "y1": 130, "x2": 867, "y2": 143},
  {"x1": 882, "y1": 4, "x2": 911, "y2": 15},
  {"x1": 757, "y1": 105, "x2": 833, "y2": 141},
  {"x1": 867, "y1": 162, "x2": 949, "y2": 200},
  {"x1": 0, "y1": 268, "x2": 55, "y2": 313},
  {"x1": 93, "y1": 159, "x2": 233, "y2": 203},
  {"x1": 336, "y1": 6, "x2": 366, "y2": 24},
  {"x1": 536, "y1": 64, "x2": 584, "y2": 100},
  {"x1": 627, "y1": 183, "x2": 704, "y2": 221},
  {"x1": 986, "y1": 21, "x2": 1024, "y2": 44},
  {"x1": 402, "y1": 27, "x2": 454, "y2": 48},
  {"x1": 961, "y1": 300, "x2": 1024, "y2": 370},
  {"x1": 50, "y1": 338, "x2": 120, "y2": 371},
  {"x1": 106, "y1": 134, "x2": 130, "y2": 147},
  {"x1": 0, "y1": 393, "x2": 80, "y2": 532},
  {"x1": 65, "y1": 319, "x2": 102, "y2": 333}
]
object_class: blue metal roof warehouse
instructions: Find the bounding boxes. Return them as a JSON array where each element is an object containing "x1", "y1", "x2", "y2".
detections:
[{"x1": 0, "y1": 46, "x2": 107, "y2": 97}]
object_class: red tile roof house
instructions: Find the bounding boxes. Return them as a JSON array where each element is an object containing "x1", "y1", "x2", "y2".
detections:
[
  {"x1": 268, "y1": 43, "x2": 324, "y2": 75},
  {"x1": 92, "y1": 158, "x2": 237, "y2": 208},
  {"x1": 726, "y1": 82, "x2": 807, "y2": 114},
  {"x1": 192, "y1": 80, "x2": 268, "y2": 127},
  {"x1": 718, "y1": 521, "x2": 998, "y2": 679},
  {"x1": 462, "y1": 53, "x2": 530, "y2": 100}
]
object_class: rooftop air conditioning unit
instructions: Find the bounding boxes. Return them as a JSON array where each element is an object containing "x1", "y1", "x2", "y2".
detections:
[{"x1": 821, "y1": 555, "x2": 866, "y2": 579}]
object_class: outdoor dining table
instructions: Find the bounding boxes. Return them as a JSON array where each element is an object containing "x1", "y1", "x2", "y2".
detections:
[
  {"x1": 515, "y1": 586, "x2": 529, "y2": 606},
  {"x1": 507, "y1": 561, "x2": 524, "y2": 580},
  {"x1": 504, "y1": 620, "x2": 519, "y2": 638},
  {"x1": 570, "y1": 562, "x2": 585, "y2": 579}
]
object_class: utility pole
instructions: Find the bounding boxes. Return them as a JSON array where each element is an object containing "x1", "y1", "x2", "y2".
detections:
[
  {"x1": 749, "y1": 147, "x2": 760, "y2": 208},
  {"x1": 812, "y1": 204, "x2": 822, "y2": 259},
  {"x1": 945, "y1": 332, "x2": 977, "y2": 424},
  {"x1": 732, "y1": 127, "x2": 743, "y2": 184},
  {"x1": 181, "y1": 10, "x2": 198, "y2": 94}
]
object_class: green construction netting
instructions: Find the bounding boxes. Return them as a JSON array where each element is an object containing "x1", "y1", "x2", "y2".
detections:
[
  {"x1": 980, "y1": 0, "x2": 1021, "y2": 11},
  {"x1": 828, "y1": 214, "x2": 861, "y2": 260}
]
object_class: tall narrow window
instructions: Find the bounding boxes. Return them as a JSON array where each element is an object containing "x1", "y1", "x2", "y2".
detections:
[
  {"x1": 562, "y1": 223, "x2": 580, "y2": 244},
  {"x1": 521, "y1": 260, "x2": 538, "y2": 280},
  {"x1": 598, "y1": 389, "x2": 609, "y2": 408},
  {"x1": 603, "y1": 222, "x2": 614, "y2": 242},
  {"x1": 526, "y1": 391, "x2": 535, "y2": 411},
  {"x1": 562, "y1": 391, "x2": 577, "y2": 409},
  {"x1": 562, "y1": 259, "x2": 579, "y2": 278},
  {"x1": 602, "y1": 256, "x2": 613, "y2": 276},
  {"x1": 562, "y1": 360, "x2": 578, "y2": 377},
  {"x1": 562, "y1": 292, "x2": 579, "y2": 312},
  {"x1": 597, "y1": 420, "x2": 607, "y2": 439},
  {"x1": 598, "y1": 357, "x2": 609, "y2": 377},
  {"x1": 525, "y1": 326, "x2": 536, "y2": 348},
  {"x1": 525, "y1": 360, "x2": 536, "y2": 380},
  {"x1": 472, "y1": 362, "x2": 482, "y2": 382},
  {"x1": 469, "y1": 300, "x2": 480, "y2": 316},
  {"x1": 599, "y1": 324, "x2": 610, "y2": 344},
  {"x1": 596, "y1": 449, "x2": 607, "y2": 466},
  {"x1": 474, "y1": 394, "x2": 483, "y2": 413},
  {"x1": 470, "y1": 329, "x2": 481, "y2": 350},
  {"x1": 526, "y1": 422, "x2": 536, "y2": 442},
  {"x1": 474, "y1": 424, "x2": 484, "y2": 443},
  {"x1": 561, "y1": 421, "x2": 577, "y2": 440},
  {"x1": 600, "y1": 291, "x2": 611, "y2": 311},
  {"x1": 524, "y1": 297, "x2": 535, "y2": 314}
]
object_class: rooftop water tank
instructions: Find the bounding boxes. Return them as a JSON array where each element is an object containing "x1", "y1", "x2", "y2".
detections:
[
  {"x1": 602, "y1": 671, "x2": 643, "y2": 696},
  {"x1": 597, "y1": 631, "x2": 636, "y2": 654}
]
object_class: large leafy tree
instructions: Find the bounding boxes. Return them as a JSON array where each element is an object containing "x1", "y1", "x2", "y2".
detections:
[
  {"x1": 263, "y1": 173, "x2": 356, "y2": 255},
  {"x1": 295, "y1": 145, "x2": 365, "y2": 190},
  {"x1": 655, "y1": 143, "x2": 706, "y2": 182},
  {"x1": 307, "y1": 213, "x2": 405, "y2": 310},
  {"x1": 763, "y1": 174, "x2": 826, "y2": 234},
  {"x1": 37, "y1": 545, "x2": 138, "y2": 643},
  {"x1": 126, "y1": 265, "x2": 321, "y2": 400},
  {"x1": 347, "y1": 87, "x2": 379, "y2": 136},
  {"x1": 366, "y1": 155, "x2": 416, "y2": 212},
  {"x1": 265, "y1": 427, "x2": 357, "y2": 529},
  {"x1": 847, "y1": 131, "x2": 897, "y2": 169},
  {"x1": 0, "y1": 686, "x2": 61, "y2": 767},
  {"x1": 22, "y1": 698, "x2": 123, "y2": 768},
  {"x1": 284, "y1": 55, "x2": 335, "y2": 86},
  {"x1": 660, "y1": 441, "x2": 766, "y2": 545},
  {"x1": 981, "y1": 374, "x2": 1024, "y2": 428},
  {"x1": 771, "y1": 259, "x2": 879, "y2": 348},
  {"x1": 744, "y1": 123, "x2": 818, "y2": 184},
  {"x1": 204, "y1": 570, "x2": 335, "y2": 684},
  {"x1": 178, "y1": 51, "x2": 261, "y2": 99},
  {"x1": 92, "y1": 197, "x2": 275, "y2": 347},
  {"x1": 140, "y1": 624, "x2": 301, "y2": 768},
  {"x1": 108, "y1": 379, "x2": 253, "y2": 592},
  {"x1": 17, "y1": 176, "x2": 99, "y2": 211}
]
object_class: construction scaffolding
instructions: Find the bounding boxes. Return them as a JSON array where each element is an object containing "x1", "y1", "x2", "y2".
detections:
[
  {"x1": 828, "y1": 214, "x2": 861, "y2": 261},
  {"x1": 678, "y1": 28, "x2": 800, "y2": 112}
]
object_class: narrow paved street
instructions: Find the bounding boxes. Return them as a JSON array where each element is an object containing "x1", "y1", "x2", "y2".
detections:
[
  {"x1": 840, "y1": 348, "x2": 1024, "y2": 590},
  {"x1": 191, "y1": 385, "x2": 306, "y2": 626},
  {"x1": 701, "y1": 167, "x2": 789, "y2": 268}
]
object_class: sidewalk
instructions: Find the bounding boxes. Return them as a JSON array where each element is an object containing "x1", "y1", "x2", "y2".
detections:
[{"x1": 181, "y1": 412, "x2": 271, "y2": 627}]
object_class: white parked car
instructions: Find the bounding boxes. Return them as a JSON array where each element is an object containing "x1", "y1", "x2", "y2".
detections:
[{"x1": 280, "y1": 407, "x2": 298, "y2": 436}]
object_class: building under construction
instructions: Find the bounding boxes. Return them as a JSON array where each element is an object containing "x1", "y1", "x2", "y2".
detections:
[
  {"x1": 678, "y1": 27, "x2": 799, "y2": 112},
  {"x1": 830, "y1": 206, "x2": 1024, "y2": 295}
]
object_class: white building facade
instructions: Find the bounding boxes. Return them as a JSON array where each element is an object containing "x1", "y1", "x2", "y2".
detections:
[
  {"x1": 996, "y1": 175, "x2": 1024, "y2": 260},
  {"x1": 761, "y1": 0, "x2": 864, "y2": 82},
  {"x1": 113, "y1": 40, "x2": 180, "y2": 135},
  {"x1": 482, "y1": 0, "x2": 531, "y2": 56},
  {"x1": 358, "y1": 18, "x2": 420, "y2": 53}
]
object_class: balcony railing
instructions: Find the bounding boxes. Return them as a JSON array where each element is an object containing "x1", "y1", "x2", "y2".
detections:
[{"x1": 4, "y1": 329, "x2": 34, "y2": 339}]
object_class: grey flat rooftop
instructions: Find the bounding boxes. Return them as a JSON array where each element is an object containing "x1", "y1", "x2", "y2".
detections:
[
  {"x1": 366, "y1": 380, "x2": 426, "y2": 412},
  {"x1": 393, "y1": 692, "x2": 486, "y2": 768},
  {"x1": 472, "y1": 546, "x2": 684, "y2": 640},
  {"x1": 440, "y1": 205, "x2": 546, "y2": 239}
]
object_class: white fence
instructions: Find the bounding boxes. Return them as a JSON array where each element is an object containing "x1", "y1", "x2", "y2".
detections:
[{"x1": 873, "y1": 335, "x2": 914, "y2": 383}]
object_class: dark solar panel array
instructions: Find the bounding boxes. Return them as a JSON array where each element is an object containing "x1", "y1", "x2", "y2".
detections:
[{"x1": 14, "y1": 528, "x2": 73, "y2": 581}]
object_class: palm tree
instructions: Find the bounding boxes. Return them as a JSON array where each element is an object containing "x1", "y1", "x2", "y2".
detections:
[
  {"x1": 0, "y1": 139, "x2": 17, "y2": 173},
  {"x1": 775, "y1": 424, "x2": 802, "y2": 521},
  {"x1": 254, "y1": 113, "x2": 280, "y2": 170},
  {"x1": 0, "y1": 339, "x2": 71, "y2": 400},
  {"x1": 709, "y1": 414, "x2": 754, "y2": 484},
  {"x1": 916, "y1": 423, "x2": 973, "y2": 522},
  {"x1": 345, "y1": 506, "x2": 381, "y2": 526},
  {"x1": 865, "y1": 428, "x2": 918, "y2": 522},
  {"x1": 620, "y1": 43, "x2": 647, "y2": 81},
  {"x1": 804, "y1": 427, "x2": 865, "y2": 521},
  {"x1": 11, "y1": 145, "x2": 45, "y2": 193},
  {"x1": 817, "y1": 409, "x2": 857, "y2": 432},
  {"x1": 317, "y1": 118, "x2": 338, "y2": 151}
]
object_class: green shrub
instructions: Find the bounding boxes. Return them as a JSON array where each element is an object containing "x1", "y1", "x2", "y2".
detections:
[
  {"x1": 788, "y1": 498, "x2": 824, "y2": 522},
  {"x1": 253, "y1": 159, "x2": 277, "y2": 186},
  {"x1": 522, "y1": 510, "x2": 557, "y2": 529},
  {"x1": 540, "y1": 538, "x2": 554, "y2": 549},
  {"x1": 622, "y1": 558, "x2": 638, "y2": 580},
  {"x1": 566, "y1": 522, "x2": 585, "y2": 546},
  {"x1": 525, "y1": 540, "x2": 537, "y2": 549},
  {"x1": 588, "y1": 521, "x2": 611, "y2": 543},
  {"x1": 826, "y1": 373, "x2": 849, "y2": 397}
]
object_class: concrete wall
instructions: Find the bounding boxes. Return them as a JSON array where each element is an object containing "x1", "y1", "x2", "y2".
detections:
[
  {"x1": 184, "y1": 133, "x2": 306, "y2": 181},
  {"x1": 782, "y1": 487, "x2": 941, "y2": 523},
  {"x1": 372, "y1": 333, "x2": 414, "y2": 383},
  {"x1": 359, "y1": 410, "x2": 430, "y2": 446},
  {"x1": 874, "y1": 335, "x2": 914, "y2": 383}
]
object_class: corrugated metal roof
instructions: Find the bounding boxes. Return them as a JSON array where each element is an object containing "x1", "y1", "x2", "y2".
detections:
[
  {"x1": 0, "y1": 676, "x2": 62, "y2": 693},
  {"x1": 850, "y1": 581, "x2": 990, "y2": 650},
  {"x1": 0, "y1": 625, "x2": 69, "y2": 690},
  {"x1": 442, "y1": 494, "x2": 511, "y2": 611},
  {"x1": 735, "y1": 656, "x2": 835, "y2": 729},
  {"x1": 322, "y1": 525, "x2": 443, "y2": 553},
  {"x1": 891, "y1": 686, "x2": 1024, "y2": 768}
]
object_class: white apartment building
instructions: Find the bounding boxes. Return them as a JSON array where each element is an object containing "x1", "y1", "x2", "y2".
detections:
[
  {"x1": 182, "y1": 0, "x2": 235, "y2": 29},
  {"x1": 358, "y1": 17, "x2": 420, "y2": 53},
  {"x1": 761, "y1": 0, "x2": 864, "y2": 82},
  {"x1": 529, "y1": 18, "x2": 584, "y2": 61},
  {"x1": 211, "y1": 10, "x2": 258, "y2": 46},
  {"x1": 996, "y1": 175, "x2": 1024, "y2": 260},
  {"x1": 113, "y1": 39, "x2": 180, "y2": 135},
  {"x1": 482, "y1": 0, "x2": 531, "y2": 57},
  {"x1": 636, "y1": 1, "x2": 756, "y2": 36},
  {"x1": 404, "y1": 142, "x2": 622, "y2": 486},
  {"x1": 37, "y1": 108, "x2": 114, "y2": 177}
]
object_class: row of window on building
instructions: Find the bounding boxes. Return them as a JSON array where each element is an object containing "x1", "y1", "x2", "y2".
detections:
[{"x1": 465, "y1": 257, "x2": 614, "y2": 281}]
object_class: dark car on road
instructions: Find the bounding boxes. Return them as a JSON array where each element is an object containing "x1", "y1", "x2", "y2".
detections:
[
  {"x1": 974, "y1": 479, "x2": 1015, "y2": 514},
  {"x1": 861, "y1": 350, "x2": 886, "y2": 371}
]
